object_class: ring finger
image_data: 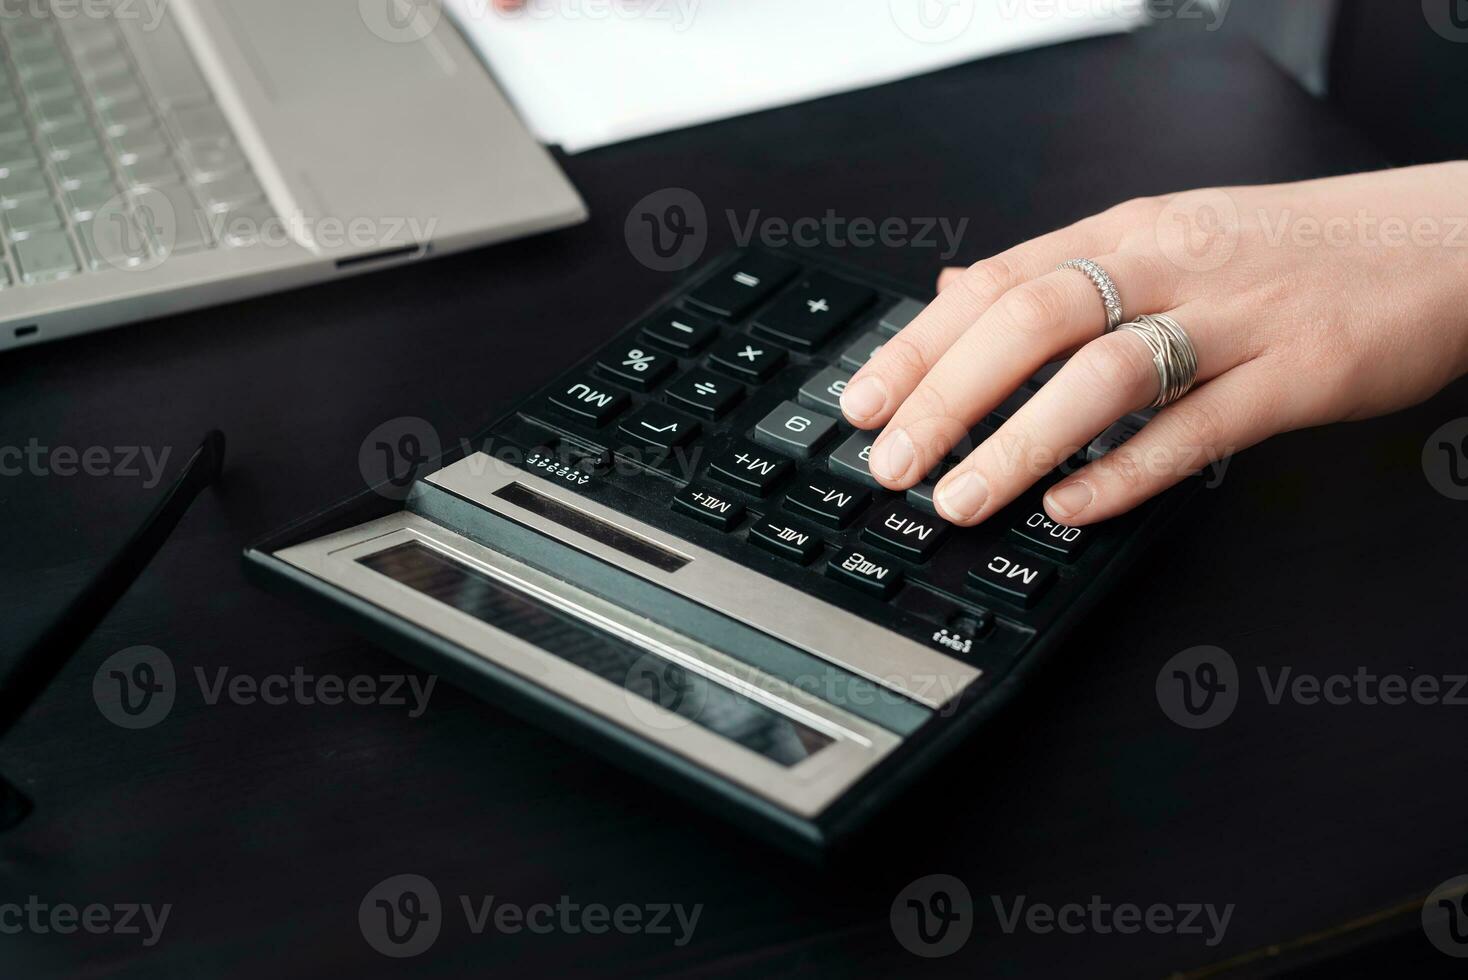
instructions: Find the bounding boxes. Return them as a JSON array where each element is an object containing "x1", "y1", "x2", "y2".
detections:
[
  {"x1": 864, "y1": 252, "x2": 1180, "y2": 489},
  {"x1": 932, "y1": 300, "x2": 1255, "y2": 525}
]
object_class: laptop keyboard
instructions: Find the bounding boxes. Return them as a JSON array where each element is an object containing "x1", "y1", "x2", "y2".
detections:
[
  {"x1": 497, "y1": 249, "x2": 1161, "y2": 663},
  {"x1": 0, "y1": 2, "x2": 273, "y2": 286}
]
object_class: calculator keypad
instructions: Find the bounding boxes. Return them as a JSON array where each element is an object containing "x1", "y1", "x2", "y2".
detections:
[{"x1": 510, "y1": 249, "x2": 1141, "y2": 665}]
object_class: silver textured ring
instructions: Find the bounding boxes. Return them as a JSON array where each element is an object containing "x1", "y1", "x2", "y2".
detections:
[
  {"x1": 1058, "y1": 258, "x2": 1124, "y2": 332},
  {"x1": 1117, "y1": 312, "x2": 1199, "y2": 409}
]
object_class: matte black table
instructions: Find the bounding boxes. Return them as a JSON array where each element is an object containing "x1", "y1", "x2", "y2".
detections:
[{"x1": 4, "y1": 21, "x2": 1465, "y2": 979}]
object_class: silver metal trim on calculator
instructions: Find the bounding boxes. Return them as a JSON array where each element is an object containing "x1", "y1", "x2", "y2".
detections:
[{"x1": 276, "y1": 511, "x2": 904, "y2": 819}]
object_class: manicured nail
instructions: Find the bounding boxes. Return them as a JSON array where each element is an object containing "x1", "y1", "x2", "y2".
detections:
[
  {"x1": 840, "y1": 376, "x2": 888, "y2": 423},
  {"x1": 1046, "y1": 481, "x2": 1094, "y2": 519},
  {"x1": 870, "y1": 427, "x2": 914, "y2": 482},
  {"x1": 936, "y1": 470, "x2": 990, "y2": 523}
]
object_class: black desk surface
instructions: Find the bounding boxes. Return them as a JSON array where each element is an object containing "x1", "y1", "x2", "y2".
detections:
[{"x1": 3, "y1": 21, "x2": 1465, "y2": 980}]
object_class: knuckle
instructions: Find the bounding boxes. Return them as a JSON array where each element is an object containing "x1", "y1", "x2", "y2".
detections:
[
  {"x1": 1105, "y1": 195, "x2": 1162, "y2": 225},
  {"x1": 996, "y1": 279, "x2": 1068, "y2": 340},
  {"x1": 1164, "y1": 395, "x2": 1231, "y2": 450},
  {"x1": 1074, "y1": 334, "x2": 1155, "y2": 404},
  {"x1": 953, "y1": 256, "x2": 1016, "y2": 306},
  {"x1": 872, "y1": 332, "x2": 936, "y2": 381},
  {"x1": 1099, "y1": 446, "x2": 1152, "y2": 495}
]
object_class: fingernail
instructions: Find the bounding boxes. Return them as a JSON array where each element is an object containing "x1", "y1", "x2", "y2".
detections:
[
  {"x1": 936, "y1": 470, "x2": 990, "y2": 522},
  {"x1": 840, "y1": 376, "x2": 888, "y2": 422},
  {"x1": 870, "y1": 427, "x2": 914, "y2": 482},
  {"x1": 1046, "y1": 481, "x2": 1094, "y2": 519}
]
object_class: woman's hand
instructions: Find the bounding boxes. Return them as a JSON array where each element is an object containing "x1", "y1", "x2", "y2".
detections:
[{"x1": 840, "y1": 162, "x2": 1468, "y2": 527}]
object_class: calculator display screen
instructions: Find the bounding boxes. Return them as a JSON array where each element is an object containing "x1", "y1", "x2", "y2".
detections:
[{"x1": 359, "y1": 542, "x2": 835, "y2": 767}]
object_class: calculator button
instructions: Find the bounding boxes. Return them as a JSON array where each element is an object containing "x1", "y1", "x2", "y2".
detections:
[
  {"x1": 862, "y1": 502, "x2": 952, "y2": 563},
  {"x1": 674, "y1": 482, "x2": 746, "y2": 531},
  {"x1": 753, "y1": 271, "x2": 876, "y2": 349},
  {"x1": 708, "y1": 440, "x2": 792, "y2": 497},
  {"x1": 826, "y1": 546, "x2": 902, "y2": 599},
  {"x1": 783, "y1": 478, "x2": 870, "y2": 529},
  {"x1": 708, "y1": 336, "x2": 787, "y2": 381},
  {"x1": 906, "y1": 473, "x2": 941, "y2": 515},
  {"x1": 753, "y1": 400, "x2": 837, "y2": 459},
  {"x1": 597, "y1": 343, "x2": 674, "y2": 390},
  {"x1": 967, "y1": 545, "x2": 1056, "y2": 607},
  {"x1": 547, "y1": 375, "x2": 630, "y2": 426},
  {"x1": 686, "y1": 251, "x2": 799, "y2": 319},
  {"x1": 618, "y1": 404, "x2": 700, "y2": 451},
  {"x1": 839, "y1": 330, "x2": 888, "y2": 370},
  {"x1": 665, "y1": 370, "x2": 743, "y2": 419},
  {"x1": 879, "y1": 297, "x2": 926, "y2": 335},
  {"x1": 798, "y1": 367, "x2": 851, "y2": 415},
  {"x1": 1009, "y1": 508, "x2": 1092, "y2": 560},
  {"x1": 828, "y1": 430, "x2": 881, "y2": 489},
  {"x1": 641, "y1": 309, "x2": 718, "y2": 353},
  {"x1": 749, "y1": 516, "x2": 822, "y2": 564}
]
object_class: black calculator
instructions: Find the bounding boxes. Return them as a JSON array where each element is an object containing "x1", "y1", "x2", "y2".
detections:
[{"x1": 245, "y1": 248, "x2": 1193, "y2": 855}]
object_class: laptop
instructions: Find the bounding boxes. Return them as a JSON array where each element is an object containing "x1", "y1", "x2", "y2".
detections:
[{"x1": 0, "y1": 0, "x2": 585, "y2": 352}]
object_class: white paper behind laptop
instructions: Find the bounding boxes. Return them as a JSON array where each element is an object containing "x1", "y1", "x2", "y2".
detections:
[{"x1": 443, "y1": 0, "x2": 1147, "y2": 153}]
